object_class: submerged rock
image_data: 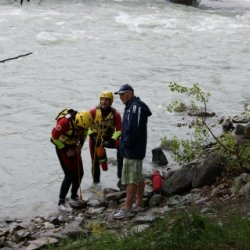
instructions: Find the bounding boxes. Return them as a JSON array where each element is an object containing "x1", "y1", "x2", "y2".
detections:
[{"x1": 168, "y1": 0, "x2": 200, "y2": 7}]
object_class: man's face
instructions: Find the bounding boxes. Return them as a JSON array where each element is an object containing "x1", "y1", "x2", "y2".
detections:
[
  {"x1": 119, "y1": 91, "x2": 133, "y2": 104},
  {"x1": 100, "y1": 97, "x2": 112, "y2": 109}
]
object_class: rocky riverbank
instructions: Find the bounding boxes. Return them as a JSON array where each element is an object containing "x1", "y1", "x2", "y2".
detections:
[{"x1": 0, "y1": 172, "x2": 249, "y2": 250}]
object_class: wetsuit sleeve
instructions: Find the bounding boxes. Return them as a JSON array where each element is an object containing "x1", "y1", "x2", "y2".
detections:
[
  {"x1": 111, "y1": 111, "x2": 122, "y2": 140},
  {"x1": 88, "y1": 108, "x2": 96, "y2": 136},
  {"x1": 51, "y1": 118, "x2": 70, "y2": 149},
  {"x1": 79, "y1": 129, "x2": 88, "y2": 146}
]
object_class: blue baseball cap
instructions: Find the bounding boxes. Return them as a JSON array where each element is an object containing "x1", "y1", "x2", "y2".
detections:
[{"x1": 114, "y1": 84, "x2": 134, "y2": 94}]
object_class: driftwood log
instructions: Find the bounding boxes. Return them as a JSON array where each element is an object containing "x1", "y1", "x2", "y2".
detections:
[{"x1": 0, "y1": 52, "x2": 33, "y2": 63}]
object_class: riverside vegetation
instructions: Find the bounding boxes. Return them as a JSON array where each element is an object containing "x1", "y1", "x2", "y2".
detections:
[
  {"x1": 44, "y1": 83, "x2": 250, "y2": 250},
  {"x1": 46, "y1": 210, "x2": 250, "y2": 250}
]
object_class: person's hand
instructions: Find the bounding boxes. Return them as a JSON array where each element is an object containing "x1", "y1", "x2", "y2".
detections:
[
  {"x1": 102, "y1": 138, "x2": 115, "y2": 148},
  {"x1": 75, "y1": 144, "x2": 82, "y2": 154},
  {"x1": 66, "y1": 149, "x2": 74, "y2": 157},
  {"x1": 89, "y1": 133, "x2": 97, "y2": 141}
]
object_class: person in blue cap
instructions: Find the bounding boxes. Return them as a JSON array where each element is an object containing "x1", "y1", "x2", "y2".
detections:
[{"x1": 113, "y1": 83, "x2": 152, "y2": 219}]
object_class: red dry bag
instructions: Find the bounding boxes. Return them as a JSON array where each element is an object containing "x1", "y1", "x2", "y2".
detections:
[{"x1": 152, "y1": 170, "x2": 162, "y2": 193}]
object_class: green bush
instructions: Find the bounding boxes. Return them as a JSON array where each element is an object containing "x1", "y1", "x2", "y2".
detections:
[{"x1": 164, "y1": 82, "x2": 250, "y2": 172}]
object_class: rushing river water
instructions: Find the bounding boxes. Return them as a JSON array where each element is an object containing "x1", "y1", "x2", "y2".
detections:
[{"x1": 0, "y1": 0, "x2": 249, "y2": 220}]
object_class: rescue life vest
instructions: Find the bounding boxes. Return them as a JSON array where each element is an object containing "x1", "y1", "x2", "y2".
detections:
[
  {"x1": 55, "y1": 108, "x2": 79, "y2": 145},
  {"x1": 91, "y1": 107, "x2": 116, "y2": 140}
]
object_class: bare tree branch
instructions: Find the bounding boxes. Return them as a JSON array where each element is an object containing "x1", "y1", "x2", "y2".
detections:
[
  {"x1": 0, "y1": 52, "x2": 33, "y2": 63},
  {"x1": 200, "y1": 93, "x2": 234, "y2": 154}
]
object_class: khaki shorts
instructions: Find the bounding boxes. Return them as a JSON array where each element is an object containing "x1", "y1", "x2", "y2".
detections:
[{"x1": 121, "y1": 158, "x2": 144, "y2": 185}]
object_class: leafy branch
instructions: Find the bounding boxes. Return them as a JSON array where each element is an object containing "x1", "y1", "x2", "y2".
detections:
[{"x1": 164, "y1": 82, "x2": 250, "y2": 171}]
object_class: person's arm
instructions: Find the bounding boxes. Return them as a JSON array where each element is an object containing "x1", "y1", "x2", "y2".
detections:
[
  {"x1": 102, "y1": 111, "x2": 122, "y2": 148},
  {"x1": 79, "y1": 129, "x2": 88, "y2": 147},
  {"x1": 111, "y1": 111, "x2": 122, "y2": 140},
  {"x1": 87, "y1": 108, "x2": 97, "y2": 138},
  {"x1": 51, "y1": 118, "x2": 70, "y2": 149},
  {"x1": 124, "y1": 104, "x2": 141, "y2": 146}
]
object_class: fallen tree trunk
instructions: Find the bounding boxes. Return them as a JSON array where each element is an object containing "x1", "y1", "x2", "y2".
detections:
[{"x1": 0, "y1": 52, "x2": 33, "y2": 63}]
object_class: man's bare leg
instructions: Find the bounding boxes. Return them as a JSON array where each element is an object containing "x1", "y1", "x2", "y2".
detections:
[
  {"x1": 125, "y1": 183, "x2": 137, "y2": 210},
  {"x1": 136, "y1": 180, "x2": 145, "y2": 206}
]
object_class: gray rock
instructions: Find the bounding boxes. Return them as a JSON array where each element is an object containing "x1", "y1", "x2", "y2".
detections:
[
  {"x1": 43, "y1": 222, "x2": 55, "y2": 230},
  {"x1": 244, "y1": 124, "x2": 250, "y2": 138},
  {"x1": 31, "y1": 231, "x2": 63, "y2": 240},
  {"x1": 26, "y1": 237, "x2": 58, "y2": 250},
  {"x1": 31, "y1": 217, "x2": 44, "y2": 224},
  {"x1": 149, "y1": 194, "x2": 162, "y2": 208},
  {"x1": 87, "y1": 207, "x2": 106, "y2": 215},
  {"x1": 162, "y1": 163, "x2": 198, "y2": 195},
  {"x1": 131, "y1": 224, "x2": 150, "y2": 233},
  {"x1": 231, "y1": 173, "x2": 250, "y2": 195},
  {"x1": 4, "y1": 240, "x2": 23, "y2": 249},
  {"x1": 0, "y1": 229, "x2": 8, "y2": 237},
  {"x1": 200, "y1": 207, "x2": 216, "y2": 214},
  {"x1": 182, "y1": 193, "x2": 200, "y2": 205},
  {"x1": 60, "y1": 221, "x2": 82, "y2": 238},
  {"x1": 239, "y1": 182, "x2": 250, "y2": 195},
  {"x1": 15, "y1": 229, "x2": 31, "y2": 240},
  {"x1": 194, "y1": 197, "x2": 210, "y2": 205},
  {"x1": 167, "y1": 195, "x2": 182, "y2": 207},
  {"x1": 87, "y1": 199, "x2": 105, "y2": 208},
  {"x1": 104, "y1": 191, "x2": 126, "y2": 202},
  {"x1": 0, "y1": 236, "x2": 5, "y2": 248},
  {"x1": 133, "y1": 214, "x2": 155, "y2": 224},
  {"x1": 103, "y1": 188, "x2": 119, "y2": 194},
  {"x1": 48, "y1": 216, "x2": 62, "y2": 226},
  {"x1": 108, "y1": 200, "x2": 118, "y2": 209},
  {"x1": 152, "y1": 147, "x2": 168, "y2": 166},
  {"x1": 222, "y1": 119, "x2": 235, "y2": 132},
  {"x1": 192, "y1": 153, "x2": 223, "y2": 188},
  {"x1": 235, "y1": 124, "x2": 245, "y2": 135},
  {"x1": 162, "y1": 169, "x2": 175, "y2": 180},
  {"x1": 232, "y1": 115, "x2": 250, "y2": 123}
]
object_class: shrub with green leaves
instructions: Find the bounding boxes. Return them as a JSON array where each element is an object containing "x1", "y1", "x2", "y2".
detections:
[{"x1": 164, "y1": 82, "x2": 250, "y2": 172}]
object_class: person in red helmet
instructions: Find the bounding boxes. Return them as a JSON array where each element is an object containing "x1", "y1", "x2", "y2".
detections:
[
  {"x1": 51, "y1": 109, "x2": 93, "y2": 212},
  {"x1": 88, "y1": 91, "x2": 123, "y2": 186}
]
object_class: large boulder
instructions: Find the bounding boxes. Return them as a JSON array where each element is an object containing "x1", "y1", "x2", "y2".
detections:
[
  {"x1": 162, "y1": 162, "x2": 198, "y2": 196},
  {"x1": 152, "y1": 147, "x2": 168, "y2": 166},
  {"x1": 169, "y1": 0, "x2": 200, "y2": 6},
  {"x1": 192, "y1": 153, "x2": 223, "y2": 188},
  {"x1": 244, "y1": 124, "x2": 250, "y2": 139},
  {"x1": 231, "y1": 173, "x2": 250, "y2": 195}
]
